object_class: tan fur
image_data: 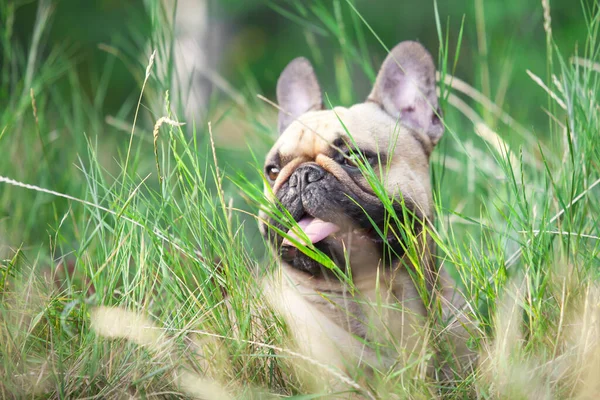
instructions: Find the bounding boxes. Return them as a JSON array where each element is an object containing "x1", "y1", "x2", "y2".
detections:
[
  {"x1": 260, "y1": 106, "x2": 442, "y2": 390},
  {"x1": 268, "y1": 103, "x2": 433, "y2": 218},
  {"x1": 257, "y1": 42, "x2": 475, "y2": 395}
]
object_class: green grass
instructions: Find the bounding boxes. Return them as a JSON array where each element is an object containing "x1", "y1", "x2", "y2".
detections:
[{"x1": 2, "y1": 0, "x2": 600, "y2": 398}]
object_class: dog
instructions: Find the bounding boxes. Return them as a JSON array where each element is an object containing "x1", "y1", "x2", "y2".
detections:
[{"x1": 257, "y1": 41, "x2": 474, "y2": 394}]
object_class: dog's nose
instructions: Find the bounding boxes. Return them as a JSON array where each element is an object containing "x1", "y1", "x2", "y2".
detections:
[
  {"x1": 302, "y1": 164, "x2": 325, "y2": 183},
  {"x1": 289, "y1": 164, "x2": 325, "y2": 189}
]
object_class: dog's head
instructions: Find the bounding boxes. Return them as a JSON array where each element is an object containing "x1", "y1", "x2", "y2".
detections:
[{"x1": 260, "y1": 41, "x2": 443, "y2": 278}]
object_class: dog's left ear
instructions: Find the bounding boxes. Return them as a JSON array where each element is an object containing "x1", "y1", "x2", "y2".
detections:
[
  {"x1": 368, "y1": 41, "x2": 443, "y2": 145},
  {"x1": 277, "y1": 57, "x2": 323, "y2": 134}
]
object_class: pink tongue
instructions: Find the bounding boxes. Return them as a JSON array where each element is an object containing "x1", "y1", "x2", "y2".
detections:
[{"x1": 282, "y1": 217, "x2": 340, "y2": 247}]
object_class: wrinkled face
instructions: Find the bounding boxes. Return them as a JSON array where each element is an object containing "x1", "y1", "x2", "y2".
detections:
[{"x1": 261, "y1": 41, "x2": 444, "y2": 277}]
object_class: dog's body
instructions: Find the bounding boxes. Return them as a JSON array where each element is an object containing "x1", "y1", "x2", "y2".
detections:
[{"x1": 257, "y1": 41, "x2": 473, "y2": 391}]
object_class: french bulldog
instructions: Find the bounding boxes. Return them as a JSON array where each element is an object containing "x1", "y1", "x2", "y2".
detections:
[{"x1": 258, "y1": 41, "x2": 473, "y2": 394}]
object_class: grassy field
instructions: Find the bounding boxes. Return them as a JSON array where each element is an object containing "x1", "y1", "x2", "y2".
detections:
[{"x1": 1, "y1": 0, "x2": 600, "y2": 398}]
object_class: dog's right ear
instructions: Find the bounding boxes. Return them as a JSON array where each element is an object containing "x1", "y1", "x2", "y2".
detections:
[
  {"x1": 276, "y1": 57, "x2": 323, "y2": 134},
  {"x1": 368, "y1": 41, "x2": 443, "y2": 145}
]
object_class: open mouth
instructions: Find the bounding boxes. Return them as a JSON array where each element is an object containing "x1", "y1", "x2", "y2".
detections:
[
  {"x1": 281, "y1": 214, "x2": 400, "y2": 248},
  {"x1": 274, "y1": 208, "x2": 414, "y2": 276},
  {"x1": 281, "y1": 216, "x2": 340, "y2": 246},
  {"x1": 278, "y1": 213, "x2": 400, "y2": 276}
]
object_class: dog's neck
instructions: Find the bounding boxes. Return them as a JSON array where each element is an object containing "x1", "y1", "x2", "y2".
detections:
[
  {"x1": 273, "y1": 257, "x2": 429, "y2": 362},
  {"x1": 277, "y1": 237, "x2": 435, "y2": 306}
]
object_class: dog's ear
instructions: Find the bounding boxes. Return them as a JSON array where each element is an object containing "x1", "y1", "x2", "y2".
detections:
[
  {"x1": 276, "y1": 57, "x2": 323, "y2": 134},
  {"x1": 368, "y1": 41, "x2": 443, "y2": 144}
]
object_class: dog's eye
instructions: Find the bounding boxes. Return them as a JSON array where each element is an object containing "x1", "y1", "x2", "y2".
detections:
[
  {"x1": 265, "y1": 165, "x2": 280, "y2": 181},
  {"x1": 343, "y1": 152, "x2": 363, "y2": 168}
]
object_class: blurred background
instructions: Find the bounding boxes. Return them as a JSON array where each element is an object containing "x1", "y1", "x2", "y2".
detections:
[
  {"x1": 7, "y1": 0, "x2": 587, "y2": 121},
  {"x1": 0, "y1": 0, "x2": 592, "y2": 255}
]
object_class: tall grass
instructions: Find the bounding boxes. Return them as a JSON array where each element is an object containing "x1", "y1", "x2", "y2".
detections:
[{"x1": 1, "y1": 0, "x2": 600, "y2": 398}]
